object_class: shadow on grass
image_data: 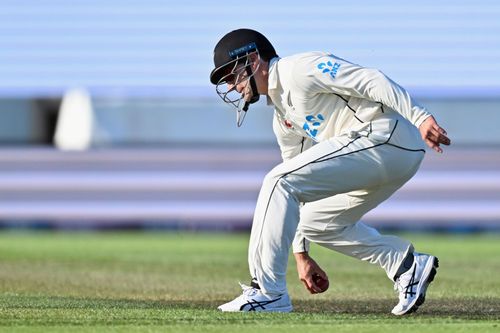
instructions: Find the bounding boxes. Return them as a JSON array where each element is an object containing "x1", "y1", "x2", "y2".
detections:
[
  {"x1": 2, "y1": 295, "x2": 499, "y2": 320},
  {"x1": 293, "y1": 299, "x2": 500, "y2": 319}
]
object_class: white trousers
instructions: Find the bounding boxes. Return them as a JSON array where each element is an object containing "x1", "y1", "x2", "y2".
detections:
[{"x1": 248, "y1": 113, "x2": 425, "y2": 296}]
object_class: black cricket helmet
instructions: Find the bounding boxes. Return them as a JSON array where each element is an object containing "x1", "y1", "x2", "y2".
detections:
[{"x1": 210, "y1": 29, "x2": 277, "y2": 126}]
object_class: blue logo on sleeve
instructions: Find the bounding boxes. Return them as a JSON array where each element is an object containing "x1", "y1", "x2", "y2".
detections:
[
  {"x1": 302, "y1": 114, "x2": 324, "y2": 139},
  {"x1": 317, "y1": 61, "x2": 341, "y2": 79}
]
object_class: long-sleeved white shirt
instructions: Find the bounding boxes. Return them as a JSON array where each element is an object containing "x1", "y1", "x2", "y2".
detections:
[
  {"x1": 268, "y1": 52, "x2": 430, "y2": 160},
  {"x1": 265, "y1": 52, "x2": 431, "y2": 252}
]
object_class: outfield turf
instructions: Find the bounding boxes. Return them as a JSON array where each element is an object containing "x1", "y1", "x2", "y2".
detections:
[{"x1": 0, "y1": 232, "x2": 499, "y2": 332}]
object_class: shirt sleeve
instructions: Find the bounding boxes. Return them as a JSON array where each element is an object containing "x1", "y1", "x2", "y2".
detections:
[
  {"x1": 294, "y1": 54, "x2": 431, "y2": 128},
  {"x1": 273, "y1": 110, "x2": 313, "y2": 161},
  {"x1": 292, "y1": 227, "x2": 310, "y2": 253}
]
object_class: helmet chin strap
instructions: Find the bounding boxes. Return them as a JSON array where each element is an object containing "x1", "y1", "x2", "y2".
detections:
[
  {"x1": 242, "y1": 65, "x2": 260, "y2": 112},
  {"x1": 237, "y1": 64, "x2": 260, "y2": 127}
]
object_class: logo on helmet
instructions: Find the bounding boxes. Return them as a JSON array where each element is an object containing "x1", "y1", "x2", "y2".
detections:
[{"x1": 229, "y1": 42, "x2": 257, "y2": 58}]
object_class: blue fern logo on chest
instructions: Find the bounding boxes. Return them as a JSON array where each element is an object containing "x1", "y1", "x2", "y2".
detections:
[{"x1": 303, "y1": 114, "x2": 324, "y2": 139}]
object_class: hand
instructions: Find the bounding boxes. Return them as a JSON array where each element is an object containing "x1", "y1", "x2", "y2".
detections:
[
  {"x1": 419, "y1": 116, "x2": 451, "y2": 153},
  {"x1": 294, "y1": 252, "x2": 329, "y2": 294}
]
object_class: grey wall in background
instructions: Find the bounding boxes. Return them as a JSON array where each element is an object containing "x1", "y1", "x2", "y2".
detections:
[
  {"x1": 0, "y1": 99, "x2": 39, "y2": 143},
  {"x1": 0, "y1": 97, "x2": 497, "y2": 146},
  {"x1": 422, "y1": 99, "x2": 498, "y2": 145},
  {"x1": 92, "y1": 97, "x2": 499, "y2": 146}
]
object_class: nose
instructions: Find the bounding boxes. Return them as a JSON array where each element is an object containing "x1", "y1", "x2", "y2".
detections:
[{"x1": 228, "y1": 83, "x2": 243, "y2": 94}]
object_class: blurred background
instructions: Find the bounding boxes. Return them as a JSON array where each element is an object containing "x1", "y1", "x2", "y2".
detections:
[{"x1": 0, "y1": 0, "x2": 499, "y2": 231}]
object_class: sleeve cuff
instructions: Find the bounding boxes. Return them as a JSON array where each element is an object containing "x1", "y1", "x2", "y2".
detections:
[
  {"x1": 413, "y1": 112, "x2": 432, "y2": 129},
  {"x1": 292, "y1": 232, "x2": 310, "y2": 253}
]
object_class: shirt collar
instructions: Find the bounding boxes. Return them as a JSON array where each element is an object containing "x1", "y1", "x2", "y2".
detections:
[{"x1": 266, "y1": 56, "x2": 280, "y2": 105}]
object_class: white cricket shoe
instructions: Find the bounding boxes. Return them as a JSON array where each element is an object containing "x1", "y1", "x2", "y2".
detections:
[
  {"x1": 218, "y1": 283, "x2": 293, "y2": 312},
  {"x1": 391, "y1": 253, "x2": 439, "y2": 315}
]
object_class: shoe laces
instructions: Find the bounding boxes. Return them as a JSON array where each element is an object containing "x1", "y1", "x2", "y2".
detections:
[
  {"x1": 239, "y1": 282, "x2": 258, "y2": 297},
  {"x1": 393, "y1": 265, "x2": 419, "y2": 299}
]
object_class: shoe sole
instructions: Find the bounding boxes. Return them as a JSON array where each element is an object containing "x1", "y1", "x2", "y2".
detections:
[
  {"x1": 403, "y1": 256, "x2": 439, "y2": 315},
  {"x1": 218, "y1": 305, "x2": 293, "y2": 312}
]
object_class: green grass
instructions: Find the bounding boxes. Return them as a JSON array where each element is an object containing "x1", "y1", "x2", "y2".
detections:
[{"x1": 0, "y1": 231, "x2": 499, "y2": 332}]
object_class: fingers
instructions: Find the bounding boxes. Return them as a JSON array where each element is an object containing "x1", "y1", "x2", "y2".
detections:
[
  {"x1": 300, "y1": 278, "x2": 321, "y2": 294},
  {"x1": 425, "y1": 139, "x2": 443, "y2": 154},
  {"x1": 301, "y1": 272, "x2": 326, "y2": 294},
  {"x1": 437, "y1": 126, "x2": 447, "y2": 136},
  {"x1": 301, "y1": 271, "x2": 329, "y2": 294},
  {"x1": 427, "y1": 126, "x2": 450, "y2": 145},
  {"x1": 426, "y1": 138, "x2": 443, "y2": 153},
  {"x1": 422, "y1": 124, "x2": 451, "y2": 153},
  {"x1": 420, "y1": 117, "x2": 451, "y2": 151},
  {"x1": 315, "y1": 269, "x2": 328, "y2": 280},
  {"x1": 434, "y1": 127, "x2": 451, "y2": 146},
  {"x1": 426, "y1": 134, "x2": 450, "y2": 152},
  {"x1": 295, "y1": 254, "x2": 328, "y2": 294}
]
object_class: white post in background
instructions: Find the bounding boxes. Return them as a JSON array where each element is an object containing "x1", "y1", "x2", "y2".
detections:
[{"x1": 54, "y1": 88, "x2": 94, "y2": 150}]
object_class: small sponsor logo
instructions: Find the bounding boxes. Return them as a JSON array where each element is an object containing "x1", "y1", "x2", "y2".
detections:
[{"x1": 229, "y1": 42, "x2": 257, "y2": 58}]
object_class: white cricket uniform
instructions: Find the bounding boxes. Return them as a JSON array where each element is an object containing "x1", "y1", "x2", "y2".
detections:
[{"x1": 248, "y1": 52, "x2": 431, "y2": 296}]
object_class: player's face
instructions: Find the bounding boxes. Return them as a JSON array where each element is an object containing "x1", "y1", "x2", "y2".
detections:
[
  {"x1": 214, "y1": 52, "x2": 260, "y2": 126},
  {"x1": 218, "y1": 63, "x2": 254, "y2": 105},
  {"x1": 226, "y1": 66, "x2": 253, "y2": 101}
]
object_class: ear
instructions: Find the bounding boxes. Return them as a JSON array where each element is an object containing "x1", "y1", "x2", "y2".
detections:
[{"x1": 248, "y1": 53, "x2": 259, "y2": 68}]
